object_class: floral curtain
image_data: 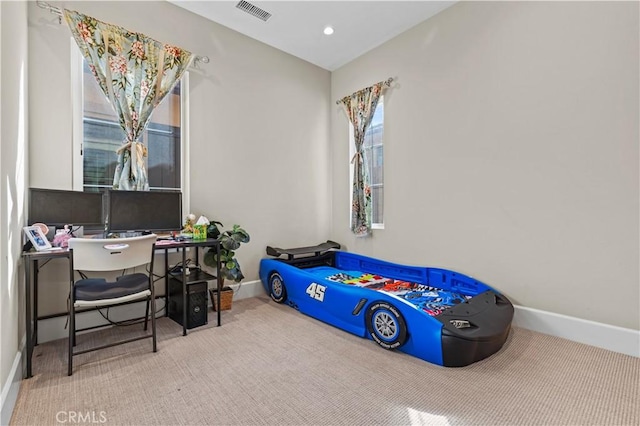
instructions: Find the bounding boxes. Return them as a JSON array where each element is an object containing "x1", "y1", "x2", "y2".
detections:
[
  {"x1": 338, "y1": 79, "x2": 390, "y2": 236},
  {"x1": 64, "y1": 9, "x2": 194, "y2": 190}
]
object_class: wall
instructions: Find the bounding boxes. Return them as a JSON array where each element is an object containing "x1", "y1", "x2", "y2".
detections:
[
  {"x1": 331, "y1": 1, "x2": 639, "y2": 330},
  {"x1": 28, "y1": 1, "x2": 331, "y2": 316},
  {"x1": 1, "y1": 1, "x2": 29, "y2": 423}
]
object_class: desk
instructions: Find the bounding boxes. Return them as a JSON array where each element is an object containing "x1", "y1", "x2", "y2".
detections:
[
  {"x1": 22, "y1": 237, "x2": 221, "y2": 379},
  {"x1": 155, "y1": 238, "x2": 222, "y2": 334}
]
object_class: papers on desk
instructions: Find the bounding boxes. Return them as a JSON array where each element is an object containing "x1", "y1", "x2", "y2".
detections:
[{"x1": 155, "y1": 239, "x2": 184, "y2": 246}]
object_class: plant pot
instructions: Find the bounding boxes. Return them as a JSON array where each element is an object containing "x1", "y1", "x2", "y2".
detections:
[{"x1": 210, "y1": 287, "x2": 233, "y2": 311}]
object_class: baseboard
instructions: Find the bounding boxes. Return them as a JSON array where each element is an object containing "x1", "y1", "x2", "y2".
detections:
[
  {"x1": 35, "y1": 284, "x2": 638, "y2": 357},
  {"x1": 513, "y1": 305, "x2": 639, "y2": 358},
  {"x1": 241, "y1": 284, "x2": 639, "y2": 357},
  {"x1": 222, "y1": 279, "x2": 264, "y2": 301},
  {"x1": 36, "y1": 281, "x2": 265, "y2": 344},
  {"x1": 1, "y1": 348, "x2": 22, "y2": 426},
  {"x1": 37, "y1": 299, "x2": 167, "y2": 344}
]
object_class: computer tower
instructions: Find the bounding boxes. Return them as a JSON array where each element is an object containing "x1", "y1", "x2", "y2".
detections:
[{"x1": 168, "y1": 278, "x2": 208, "y2": 329}]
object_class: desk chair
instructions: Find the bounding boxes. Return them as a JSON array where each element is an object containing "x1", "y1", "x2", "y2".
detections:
[{"x1": 67, "y1": 234, "x2": 158, "y2": 376}]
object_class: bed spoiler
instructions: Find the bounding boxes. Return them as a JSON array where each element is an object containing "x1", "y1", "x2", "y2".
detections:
[{"x1": 266, "y1": 240, "x2": 341, "y2": 260}]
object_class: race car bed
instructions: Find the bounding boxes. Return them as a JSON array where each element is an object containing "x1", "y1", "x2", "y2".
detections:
[{"x1": 259, "y1": 241, "x2": 513, "y2": 367}]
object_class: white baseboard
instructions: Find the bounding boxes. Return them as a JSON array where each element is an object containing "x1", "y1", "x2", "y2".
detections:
[
  {"x1": 37, "y1": 299, "x2": 168, "y2": 344},
  {"x1": 36, "y1": 280, "x2": 265, "y2": 344},
  {"x1": 223, "y1": 279, "x2": 264, "y2": 300},
  {"x1": 1, "y1": 348, "x2": 22, "y2": 426},
  {"x1": 513, "y1": 305, "x2": 639, "y2": 358},
  {"x1": 226, "y1": 283, "x2": 639, "y2": 358},
  {"x1": 36, "y1": 284, "x2": 637, "y2": 358}
]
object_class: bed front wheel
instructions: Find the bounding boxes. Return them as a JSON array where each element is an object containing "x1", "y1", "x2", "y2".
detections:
[
  {"x1": 268, "y1": 272, "x2": 287, "y2": 303},
  {"x1": 366, "y1": 301, "x2": 408, "y2": 349}
]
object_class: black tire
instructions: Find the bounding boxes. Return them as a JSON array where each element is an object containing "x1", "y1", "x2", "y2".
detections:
[
  {"x1": 268, "y1": 272, "x2": 287, "y2": 303},
  {"x1": 365, "y1": 301, "x2": 408, "y2": 349}
]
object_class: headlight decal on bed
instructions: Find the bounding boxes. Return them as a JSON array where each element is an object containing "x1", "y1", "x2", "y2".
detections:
[
  {"x1": 305, "y1": 282, "x2": 326, "y2": 302},
  {"x1": 450, "y1": 319, "x2": 472, "y2": 329}
]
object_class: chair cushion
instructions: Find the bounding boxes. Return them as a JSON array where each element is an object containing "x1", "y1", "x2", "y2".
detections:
[{"x1": 74, "y1": 273, "x2": 150, "y2": 302}]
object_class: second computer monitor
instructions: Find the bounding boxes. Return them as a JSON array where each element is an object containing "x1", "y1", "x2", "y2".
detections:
[
  {"x1": 107, "y1": 190, "x2": 182, "y2": 234},
  {"x1": 28, "y1": 188, "x2": 104, "y2": 227}
]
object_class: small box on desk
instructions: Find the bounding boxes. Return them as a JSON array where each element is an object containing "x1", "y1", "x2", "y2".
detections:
[
  {"x1": 193, "y1": 224, "x2": 207, "y2": 240},
  {"x1": 168, "y1": 278, "x2": 208, "y2": 329}
]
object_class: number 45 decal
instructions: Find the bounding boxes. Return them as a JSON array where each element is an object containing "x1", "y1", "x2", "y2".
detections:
[{"x1": 306, "y1": 283, "x2": 326, "y2": 302}]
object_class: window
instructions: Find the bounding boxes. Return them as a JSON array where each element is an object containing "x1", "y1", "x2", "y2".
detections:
[
  {"x1": 350, "y1": 97, "x2": 384, "y2": 228},
  {"x1": 72, "y1": 47, "x2": 189, "y2": 201}
]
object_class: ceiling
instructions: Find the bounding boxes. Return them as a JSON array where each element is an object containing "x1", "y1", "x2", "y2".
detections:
[{"x1": 168, "y1": 1, "x2": 456, "y2": 71}]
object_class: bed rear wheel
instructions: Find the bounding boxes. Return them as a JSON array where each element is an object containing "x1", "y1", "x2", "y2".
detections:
[
  {"x1": 269, "y1": 272, "x2": 287, "y2": 303},
  {"x1": 366, "y1": 301, "x2": 408, "y2": 349}
]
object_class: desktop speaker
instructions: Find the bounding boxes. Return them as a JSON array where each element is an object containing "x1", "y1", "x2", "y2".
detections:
[{"x1": 168, "y1": 278, "x2": 208, "y2": 329}]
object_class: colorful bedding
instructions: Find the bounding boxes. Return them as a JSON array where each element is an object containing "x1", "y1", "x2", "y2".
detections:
[{"x1": 306, "y1": 266, "x2": 471, "y2": 317}]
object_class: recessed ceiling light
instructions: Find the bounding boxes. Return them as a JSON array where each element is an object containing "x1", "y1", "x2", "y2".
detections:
[{"x1": 323, "y1": 26, "x2": 334, "y2": 36}]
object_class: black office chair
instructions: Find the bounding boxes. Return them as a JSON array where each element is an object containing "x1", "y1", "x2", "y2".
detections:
[{"x1": 67, "y1": 234, "x2": 158, "y2": 376}]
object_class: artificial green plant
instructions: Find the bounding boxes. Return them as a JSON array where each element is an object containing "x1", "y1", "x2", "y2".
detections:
[{"x1": 203, "y1": 222, "x2": 250, "y2": 283}]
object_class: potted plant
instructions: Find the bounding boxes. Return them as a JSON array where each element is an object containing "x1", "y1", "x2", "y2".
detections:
[{"x1": 203, "y1": 221, "x2": 250, "y2": 310}]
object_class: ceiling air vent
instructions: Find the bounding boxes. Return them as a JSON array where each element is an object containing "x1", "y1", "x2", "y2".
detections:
[{"x1": 236, "y1": 0, "x2": 272, "y2": 22}]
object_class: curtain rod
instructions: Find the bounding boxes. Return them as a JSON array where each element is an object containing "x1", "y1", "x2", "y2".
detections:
[
  {"x1": 335, "y1": 77, "x2": 395, "y2": 105},
  {"x1": 36, "y1": 1, "x2": 210, "y2": 65}
]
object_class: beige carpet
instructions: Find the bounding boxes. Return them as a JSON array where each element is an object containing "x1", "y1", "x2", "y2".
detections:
[{"x1": 10, "y1": 296, "x2": 640, "y2": 425}]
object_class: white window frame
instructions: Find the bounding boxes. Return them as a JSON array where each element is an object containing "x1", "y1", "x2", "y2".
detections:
[
  {"x1": 348, "y1": 96, "x2": 384, "y2": 230},
  {"x1": 70, "y1": 40, "x2": 190, "y2": 212}
]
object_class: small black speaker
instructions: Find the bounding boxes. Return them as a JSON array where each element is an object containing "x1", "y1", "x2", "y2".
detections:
[{"x1": 168, "y1": 278, "x2": 208, "y2": 329}]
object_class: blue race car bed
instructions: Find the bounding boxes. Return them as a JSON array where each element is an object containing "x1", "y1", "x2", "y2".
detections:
[{"x1": 259, "y1": 241, "x2": 514, "y2": 367}]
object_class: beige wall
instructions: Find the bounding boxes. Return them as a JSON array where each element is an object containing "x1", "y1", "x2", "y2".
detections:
[
  {"x1": 1, "y1": 0, "x2": 29, "y2": 418},
  {"x1": 4, "y1": 1, "x2": 636, "y2": 418},
  {"x1": 28, "y1": 1, "x2": 331, "y2": 315},
  {"x1": 13, "y1": 0, "x2": 640, "y2": 348},
  {"x1": 331, "y1": 1, "x2": 639, "y2": 330}
]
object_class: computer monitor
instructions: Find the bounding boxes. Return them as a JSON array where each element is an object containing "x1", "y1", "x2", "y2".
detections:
[
  {"x1": 107, "y1": 190, "x2": 182, "y2": 234},
  {"x1": 28, "y1": 188, "x2": 104, "y2": 227}
]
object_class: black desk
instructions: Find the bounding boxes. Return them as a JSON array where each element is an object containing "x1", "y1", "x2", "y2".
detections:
[
  {"x1": 155, "y1": 238, "x2": 221, "y2": 334},
  {"x1": 22, "y1": 237, "x2": 221, "y2": 379},
  {"x1": 22, "y1": 248, "x2": 69, "y2": 379}
]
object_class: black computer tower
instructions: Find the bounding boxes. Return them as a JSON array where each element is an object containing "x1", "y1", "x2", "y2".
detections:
[{"x1": 168, "y1": 278, "x2": 208, "y2": 329}]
